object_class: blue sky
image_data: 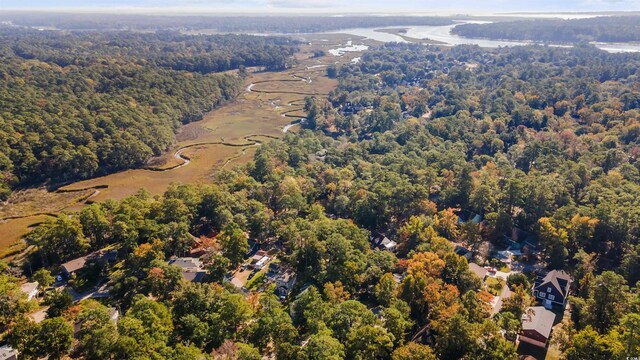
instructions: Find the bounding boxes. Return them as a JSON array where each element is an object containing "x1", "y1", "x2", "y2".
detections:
[{"x1": 2, "y1": 0, "x2": 640, "y2": 12}]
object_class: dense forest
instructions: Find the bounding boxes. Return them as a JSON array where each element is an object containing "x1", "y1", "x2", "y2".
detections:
[
  {"x1": 3, "y1": 42, "x2": 639, "y2": 359},
  {"x1": 0, "y1": 29, "x2": 297, "y2": 198},
  {"x1": 452, "y1": 16, "x2": 640, "y2": 43},
  {"x1": 0, "y1": 13, "x2": 453, "y2": 33}
]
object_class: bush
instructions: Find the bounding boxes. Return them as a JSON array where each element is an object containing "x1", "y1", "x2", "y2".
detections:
[{"x1": 507, "y1": 273, "x2": 530, "y2": 291}]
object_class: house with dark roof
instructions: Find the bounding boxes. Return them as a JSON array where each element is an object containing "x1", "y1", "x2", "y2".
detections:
[
  {"x1": 454, "y1": 245, "x2": 472, "y2": 260},
  {"x1": 519, "y1": 306, "x2": 556, "y2": 348},
  {"x1": 457, "y1": 210, "x2": 482, "y2": 225},
  {"x1": 61, "y1": 256, "x2": 89, "y2": 278},
  {"x1": 370, "y1": 233, "x2": 397, "y2": 252},
  {"x1": 275, "y1": 270, "x2": 297, "y2": 301},
  {"x1": 533, "y1": 270, "x2": 571, "y2": 309},
  {"x1": 504, "y1": 228, "x2": 538, "y2": 255},
  {"x1": 168, "y1": 257, "x2": 206, "y2": 283}
]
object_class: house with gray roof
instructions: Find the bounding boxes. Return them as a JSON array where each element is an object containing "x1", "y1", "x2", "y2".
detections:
[
  {"x1": 468, "y1": 262, "x2": 488, "y2": 280},
  {"x1": 168, "y1": 257, "x2": 206, "y2": 283},
  {"x1": 370, "y1": 233, "x2": 397, "y2": 252},
  {"x1": 519, "y1": 306, "x2": 556, "y2": 348},
  {"x1": 0, "y1": 345, "x2": 17, "y2": 360}
]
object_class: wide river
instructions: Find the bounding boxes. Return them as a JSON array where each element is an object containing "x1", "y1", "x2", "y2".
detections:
[{"x1": 331, "y1": 21, "x2": 640, "y2": 53}]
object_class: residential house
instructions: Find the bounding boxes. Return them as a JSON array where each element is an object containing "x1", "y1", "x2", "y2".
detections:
[
  {"x1": 61, "y1": 256, "x2": 88, "y2": 278},
  {"x1": 20, "y1": 281, "x2": 39, "y2": 301},
  {"x1": 267, "y1": 262, "x2": 280, "y2": 275},
  {"x1": 393, "y1": 273, "x2": 406, "y2": 284},
  {"x1": 468, "y1": 262, "x2": 488, "y2": 281},
  {"x1": 275, "y1": 270, "x2": 297, "y2": 300},
  {"x1": 533, "y1": 270, "x2": 571, "y2": 309},
  {"x1": 454, "y1": 245, "x2": 472, "y2": 261},
  {"x1": 168, "y1": 257, "x2": 206, "y2": 283},
  {"x1": 370, "y1": 233, "x2": 397, "y2": 252},
  {"x1": 75, "y1": 306, "x2": 120, "y2": 338},
  {"x1": 251, "y1": 250, "x2": 268, "y2": 263},
  {"x1": 60, "y1": 249, "x2": 117, "y2": 278},
  {"x1": 0, "y1": 345, "x2": 17, "y2": 360},
  {"x1": 519, "y1": 306, "x2": 556, "y2": 348},
  {"x1": 457, "y1": 210, "x2": 482, "y2": 225},
  {"x1": 504, "y1": 228, "x2": 537, "y2": 255}
]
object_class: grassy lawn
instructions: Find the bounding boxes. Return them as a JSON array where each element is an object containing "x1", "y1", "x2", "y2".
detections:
[
  {"x1": 245, "y1": 272, "x2": 266, "y2": 290},
  {"x1": 545, "y1": 343, "x2": 562, "y2": 360},
  {"x1": 486, "y1": 277, "x2": 505, "y2": 296}
]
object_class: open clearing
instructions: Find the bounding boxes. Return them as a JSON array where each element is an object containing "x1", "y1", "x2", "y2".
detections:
[{"x1": 0, "y1": 36, "x2": 366, "y2": 256}]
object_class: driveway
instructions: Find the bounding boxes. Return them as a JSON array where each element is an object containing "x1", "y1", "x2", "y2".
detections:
[
  {"x1": 491, "y1": 284, "x2": 512, "y2": 316},
  {"x1": 28, "y1": 307, "x2": 48, "y2": 323}
]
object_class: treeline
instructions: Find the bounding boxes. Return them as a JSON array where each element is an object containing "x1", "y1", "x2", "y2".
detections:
[
  {"x1": 0, "y1": 29, "x2": 298, "y2": 199},
  {"x1": 0, "y1": 13, "x2": 454, "y2": 33},
  {"x1": 452, "y1": 16, "x2": 640, "y2": 43},
  {"x1": 7, "y1": 30, "x2": 297, "y2": 73}
]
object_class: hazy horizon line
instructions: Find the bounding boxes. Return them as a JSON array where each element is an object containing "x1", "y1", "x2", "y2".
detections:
[{"x1": 1, "y1": 8, "x2": 639, "y2": 16}]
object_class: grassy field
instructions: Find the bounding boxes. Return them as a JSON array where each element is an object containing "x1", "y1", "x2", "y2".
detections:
[{"x1": 0, "y1": 35, "x2": 364, "y2": 257}]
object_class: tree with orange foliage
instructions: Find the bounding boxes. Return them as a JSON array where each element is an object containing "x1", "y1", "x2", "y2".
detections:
[
  {"x1": 323, "y1": 281, "x2": 351, "y2": 304},
  {"x1": 435, "y1": 208, "x2": 459, "y2": 240}
]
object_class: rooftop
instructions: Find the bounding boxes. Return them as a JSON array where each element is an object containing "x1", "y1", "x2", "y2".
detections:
[
  {"x1": 20, "y1": 281, "x2": 39, "y2": 295},
  {"x1": 0, "y1": 345, "x2": 17, "y2": 360},
  {"x1": 60, "y1": 249, "x2": 117, "y2": 274},
  {"x1": 168, "y1": 257, "x2": 203, "y2": 271},
  {"x1": 522, "y1": 306, "x2": 555, "y2": 338},
  {"x1": 252, "y1": 250, "x2": 268, "y2": 261},
  {"x1": 61, "y1": 256, "x2": 88, "y2": 274},
  {"x1": 469, "y1": 262, "x2": 488, "y2": 280},
  {"x1": 536, "y1": 269, "x2": 571, "y2": 296}
]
